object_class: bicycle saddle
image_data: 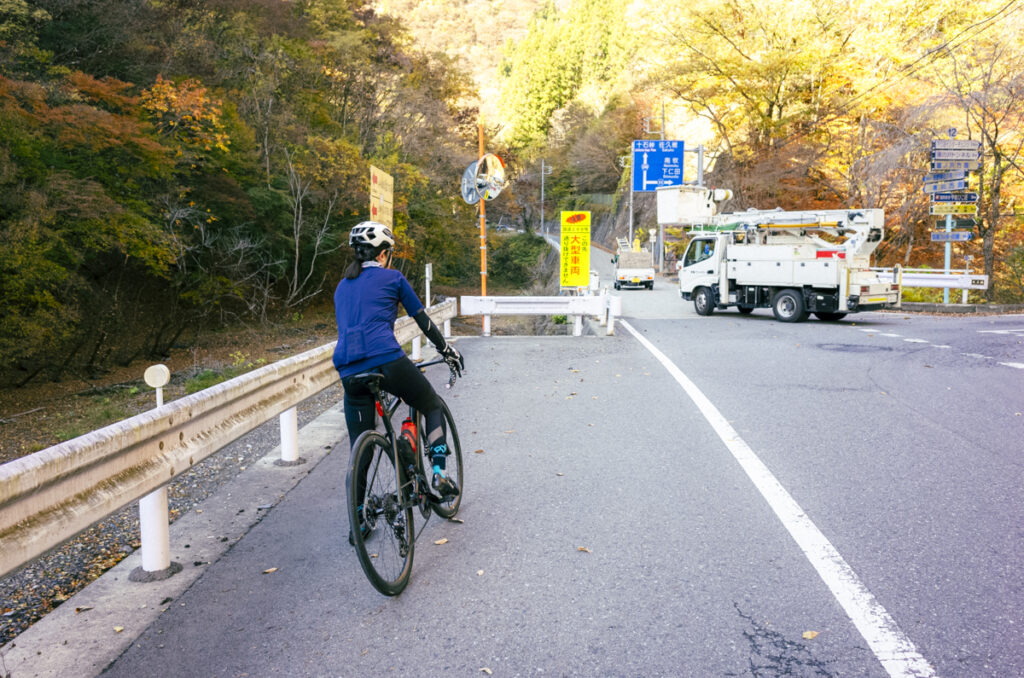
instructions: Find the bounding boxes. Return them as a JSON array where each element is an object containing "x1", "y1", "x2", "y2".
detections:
[{"x1": 349, "y1": 371, "x2": 385, "y2": 390}]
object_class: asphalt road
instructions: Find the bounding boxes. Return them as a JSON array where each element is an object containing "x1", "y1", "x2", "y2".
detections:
[
  {"x1": 95, "y1": 260, "x2": 1023, "y2": 677},
  {"x1": 11, "y1": 243, "x2": 1022, "y2": 677}
]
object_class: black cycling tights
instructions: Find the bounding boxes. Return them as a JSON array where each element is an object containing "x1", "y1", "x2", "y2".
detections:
[{"x1": 341, "y1": 356, "x2": 447, "y2": 460}]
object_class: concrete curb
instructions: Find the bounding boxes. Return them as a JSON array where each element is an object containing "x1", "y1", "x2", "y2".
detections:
[
  {"x1": 0, "y1": 403, "x2": 348, "y2": 678},
  {"x1": 895, "y1": 302, "x2": 1024, "y2": 314}
]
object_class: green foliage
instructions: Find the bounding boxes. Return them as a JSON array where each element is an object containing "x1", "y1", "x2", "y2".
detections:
[
  {"x1": 0, "y1": 0, "x2": 481, "y2": 385},
  {"x1": 499, "y1": 0, "x2": 636, "y2": 147},
  {"x1": 184, "y1": 352, "x2": 265, "y2": 394},
  {"x1": 487, "y1": 232, "x2": 548, "y2": 287}
]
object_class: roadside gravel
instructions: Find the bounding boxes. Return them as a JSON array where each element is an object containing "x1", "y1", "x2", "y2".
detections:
[{"x1": 0, "y1": 383, "x2": 344, "y2": 648}]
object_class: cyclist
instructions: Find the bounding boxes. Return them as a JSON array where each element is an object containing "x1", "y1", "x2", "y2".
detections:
[{"x1": 333, "y1": 221, "x2": 464, "y2": 513}]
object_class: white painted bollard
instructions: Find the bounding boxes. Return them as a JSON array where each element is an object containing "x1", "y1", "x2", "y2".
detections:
[
  {"x1": 444, "y1": 319, "x2": 451, "y2": 338},
  {"x1": 275, "y1": 406, "x2": 305, "y2": 467},
  {"x1": 607, "y1": 295, "x2": 621, "y2": 335},
  {"x1": 483, "y1": 314, "x2": 491, "y2": 337},
  {"x1": 573, "y1": 315, "x2": 582, "y2": 336},
  {"x1": 131, "y1": 365, "x2": 181, "y2": 582},
  {"x1": 412, "y1": 336, "x2": 422, "y2": 361},
  {"x1": 138, "y1": 490, "x2": 171, "y2": 572}
]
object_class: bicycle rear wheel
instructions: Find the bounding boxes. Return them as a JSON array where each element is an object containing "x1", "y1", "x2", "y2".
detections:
[
  {"x1": 346, "y1": 431, "x2": 414, "y2": 596},
  {"x1": 419, "y1": 398, "x2": 463, "y2": 519}
]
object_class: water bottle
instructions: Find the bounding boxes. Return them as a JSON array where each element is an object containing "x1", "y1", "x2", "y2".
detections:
[{"x1": 398, "y1": 417, "x2": 417, "y2": 470}]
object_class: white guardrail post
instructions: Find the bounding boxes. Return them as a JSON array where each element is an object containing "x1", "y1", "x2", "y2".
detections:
[{"x1": 0, "y1": 299, "x2": 457, "y2": 580}]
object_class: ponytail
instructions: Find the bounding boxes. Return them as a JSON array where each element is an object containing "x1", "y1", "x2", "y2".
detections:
[
  {"x1": 344, "y1": 243, "x2": 389, "y2": 280},
  {"x1": 344, "y1": 259, "x2": 363, "y2": 280}
]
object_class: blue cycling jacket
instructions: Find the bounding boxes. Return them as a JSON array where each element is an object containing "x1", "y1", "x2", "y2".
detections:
[{"x1": 332, "y1": 266, "x2": 424, "y2": 378}]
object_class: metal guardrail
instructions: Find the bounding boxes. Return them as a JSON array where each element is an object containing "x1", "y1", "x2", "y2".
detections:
[
  {"x1": 872, "y1": 267, "x2": 989, "y2": 290},
  {"x1": 460, "y1": 292, "x2": 620, "y2": 337},
  {"x1": 0, "y1": 299, "x2": 457, "y2": 579}
]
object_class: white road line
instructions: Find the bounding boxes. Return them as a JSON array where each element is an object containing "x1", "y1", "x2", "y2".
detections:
[
  {"x1": 904, "y1": 339, "x2": 929, "y2": 343},
  {"x1": 620, "y1": 319, "x2": 937, "y2": 678},
  {"x1": 880, "y1": 333, "x2": 902, "y2": 338},
  {"x1": 999, "y1": 362, "x2": 1024, "y2": 369}
]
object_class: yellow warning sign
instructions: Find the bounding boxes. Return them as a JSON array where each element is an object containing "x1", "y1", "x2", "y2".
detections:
[{"x1": 560, "y1": 212, "x2": 591, "y2": 288}]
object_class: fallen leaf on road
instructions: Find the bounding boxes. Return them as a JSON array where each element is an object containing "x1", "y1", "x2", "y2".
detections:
[
  {"x1": 477, "y1": 570, "x2": 484, "y2": 576},
  {"x1": 262, "y1": 567, "x2": 278, "y2": 574},
  {"x1": 503, "y1": 430, "x2": 515, "y2": 434},
  {"x1": 802, "y1": 631, "x2": 819, "y2": 640},
  {"x1": 113, "y1": 626, "x2": 124, "y2": 633},
  {"x1": 434, "y1": 538, "x2": 449, "y2": 545},
  {"x1": 481, "y1": 669, "x2": 493, "y2": 675},
  {"x1": 449, "y1": 517, "x2": 464, "y2": 523},
  {"x1": 578, "y1": 546, "x2": 592, "y2": 553},
  {"x1": 475, "y1": 449, "x2": 484, "y2": 454},
  {"x1": 556, "y1": 472, "x2": 564, "y2": 476},
  {"x1": 75, "y1": 607, "x2": 93, "y2": 614}
]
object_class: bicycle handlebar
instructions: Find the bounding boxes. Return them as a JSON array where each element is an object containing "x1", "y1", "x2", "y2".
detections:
[{"x1": 417, "y1": 356, "x2": 460, "y2": 389}]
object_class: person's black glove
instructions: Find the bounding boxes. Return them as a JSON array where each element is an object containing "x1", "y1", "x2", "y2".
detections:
[{"x1": 440, "y1": 344, "x2": 464, "y2": 377}]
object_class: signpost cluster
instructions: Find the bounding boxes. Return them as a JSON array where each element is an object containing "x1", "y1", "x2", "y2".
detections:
[{"x1": 924, "y1": 133, "x2": 981, "y2": 303}]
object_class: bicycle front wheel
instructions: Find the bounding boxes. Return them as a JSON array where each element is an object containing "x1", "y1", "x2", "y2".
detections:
[
  {"x1": 346, "y1": 431, "x2": 414, "y2": 596},
  {"x1": 419, "y1": 397, "x2": 464, "y2": 519}
]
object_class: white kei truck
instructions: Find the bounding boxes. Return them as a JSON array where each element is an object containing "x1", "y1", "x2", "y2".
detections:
[
  {"x1": 612, "y1": 237, "x2": 656, "y2": 290},
  {"x1": 659, "y1": 186, "x2": 901, "y2": 322}
]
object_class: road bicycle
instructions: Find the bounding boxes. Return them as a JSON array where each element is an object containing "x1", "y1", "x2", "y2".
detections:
[{"x1": 345, "y1": 357, "x2": 463, "y2": 595}]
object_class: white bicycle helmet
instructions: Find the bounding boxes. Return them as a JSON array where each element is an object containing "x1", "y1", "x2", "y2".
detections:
[{"x1": 349, "y1": 221, "x2": 395, "y2": 249}]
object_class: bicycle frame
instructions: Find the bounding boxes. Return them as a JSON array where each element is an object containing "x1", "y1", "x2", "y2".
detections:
[{"x1": 366, "y1": 357, "x2": 452, "y2": 524}]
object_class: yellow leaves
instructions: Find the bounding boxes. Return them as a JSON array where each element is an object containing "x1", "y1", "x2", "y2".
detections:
[
  {"x1": 480, "y1": 669, "x2": 493, "y2": 675},
  {"x1": 802, "y1": 630, "x2": 819, "y2": 640},
  {"x1": 139, "y1": 74, "x2": 230, "y2": 154},
  {"x1": 577, "y1": 546, "x2": 592, "y2": 553},
  {"x1": 114, "y1": 626, "x2": 124, "y2": 633},
  {"x1": 434, "y1": 538, "x2": 449, "y2": 545},
  {"x1": 262, "y1": 567, "x2": 278, "y2": 574}
]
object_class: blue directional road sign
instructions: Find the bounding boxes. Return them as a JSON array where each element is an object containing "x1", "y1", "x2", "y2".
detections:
[
  {"x1": 931, "y1": 192, "x2": 978, "y2": 203},
  {"x1": 632, "y1": 140, "x2": 684, "y2": 192},
  {"x1": 931, "y1": 231, "x2": 972, "y2": 242}
]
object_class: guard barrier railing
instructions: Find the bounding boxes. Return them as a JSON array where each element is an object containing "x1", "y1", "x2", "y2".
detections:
[
  {"x1": 0, "y1": 299, "x2": 457, "y2": 579},
  {"x1": 460, "y1": 291, "x2": 621, "y2": 336}
]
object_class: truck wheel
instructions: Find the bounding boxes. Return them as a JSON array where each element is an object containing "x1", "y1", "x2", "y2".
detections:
[
  {"x1": 694, "y1": 287, "x2": 715, "y2": 316},
  {"x1": 737, "y1": 306, "x2": 754, "y2": 315},
  {"x1": 614, "y1": 281, "x2": 621, "y2": 290},
  {"x1": 647, "y1": 281, "x2": 654, "y2": 290},
  {"x1": 814, "y1": 312, "x2": 847, "y2": 321},
  {"x1": 771, "y1": 288, "x2": 808, "y2": 322}
]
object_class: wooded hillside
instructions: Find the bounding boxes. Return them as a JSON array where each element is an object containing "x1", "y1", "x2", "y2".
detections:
[
  {"x1": 0, "y1": 0, "x2": 486, "y2": 386},
  {"x1": 2, "y1": 0, "x2": 1023, "y2": 386}
]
